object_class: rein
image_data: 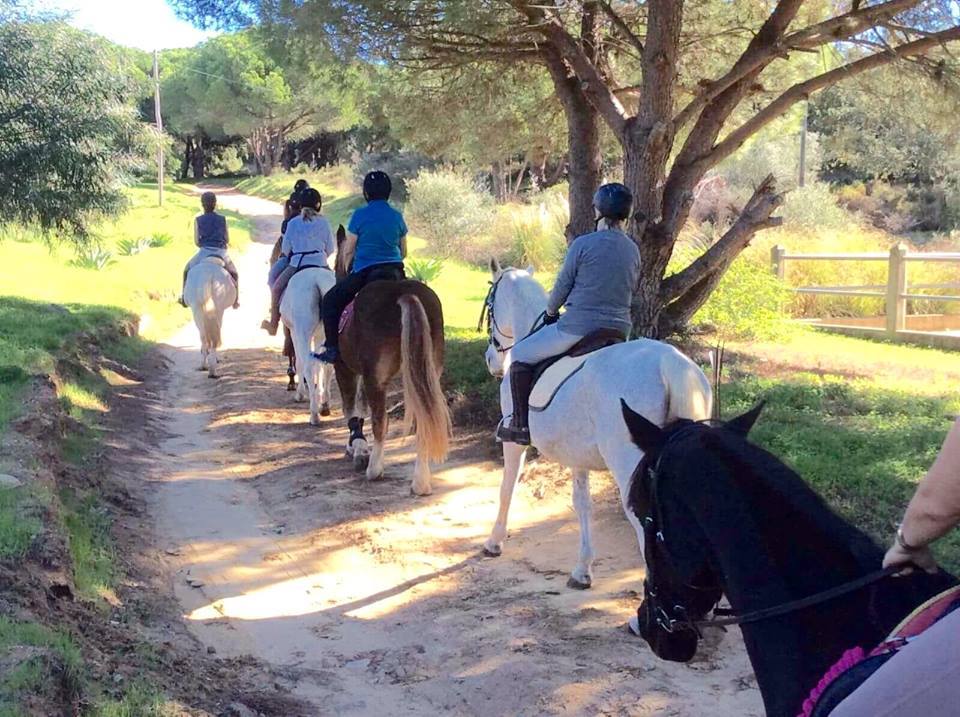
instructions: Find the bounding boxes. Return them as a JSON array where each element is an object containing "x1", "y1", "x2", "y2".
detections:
[
  {"x1": 477, "y1": 270, "x2": 545, "y2": 353},
  {"x1": 643, "y1": 423, "x2": 901, "y2": 634}
]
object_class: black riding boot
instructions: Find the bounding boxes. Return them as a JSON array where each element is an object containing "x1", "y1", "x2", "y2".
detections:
[{"x1": 496, "y1": 362, "x2": 535, "y2": 446}]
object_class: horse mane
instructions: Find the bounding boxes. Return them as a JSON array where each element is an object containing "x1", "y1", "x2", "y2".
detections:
[{"x1": 665, "y1": 424, "x2": 883, "y2": 590}]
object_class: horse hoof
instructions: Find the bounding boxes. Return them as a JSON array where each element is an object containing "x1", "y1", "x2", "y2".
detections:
[
  {"x1": 566, "y1": 576, "x2": 592, "y2": 590},
  {"x1": 320, "y1": 405, "x2": 331, "y2": 417},
  {"x1": 410, "y1": 485, "x2": 432, "y2": 497},
  {"x1": 366, "y1": 471, "x2": 384, "y2": 482},
  {"x1": 286, "y1": 383, "x2": 296, "y2": 392},
  {"x1": 627, "y1": 616, "x2": 642, "y2": 637},
  {"x1": 208, "y1": 374, "x2": 220, "y2": 380},
  {"x1": 353, "y1": 455, "x2": 369, "y2": 472},
  {"x1": 310, "y1": 416, "x2": 321, "y2": 426},
  {"x1": 482, "y1": 545, "x2": 502, "y2": 558}
]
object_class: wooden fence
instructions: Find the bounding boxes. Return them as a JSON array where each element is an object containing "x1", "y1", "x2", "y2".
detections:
[{"x1": 771, "y1": 243, "x2": 960, "y2": 346}]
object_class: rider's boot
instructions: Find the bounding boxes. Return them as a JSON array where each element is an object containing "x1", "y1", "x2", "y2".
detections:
[
  {"x1": 496, "y1": 362, "x2": 534, "y2": 446},
  {"x1": 230, "y1": 273, "x2": 240, "y2": 309},
  {"x1": 311, "y1": 344, "x2": 340, "y2": 365},
  {"x1": 178, "y1": 270, "x2": 188, "y2": 307},
  {"x1": 261, "y1": 302, "x2": 280, "y2": 336}
]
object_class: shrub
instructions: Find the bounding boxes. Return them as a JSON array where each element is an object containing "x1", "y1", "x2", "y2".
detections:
[
  {"x1": 68, "y1": 248, "x2": 115, "y2": 270},
  {"x1": 509, "y1": 203, "x2": 567, "y2": 270},
  {"x1": 407, "y1": 257, "x2": 443, "y2": 283},
  {"x1": 116, "y1": 237, "x2": 152, "y2": 256},
  {"x1": 148, "y1": 232, "x2": 172, "y2": 248},
  {"x1": 779, "y1": 181, "x2": 852, "y2": 231},
  {"x1": 355, "y1": 151, "x2": 436, "y2": 202},
  {"x1": 407, "y1": 169, "x2": 492, "y2": 258},
  {"x1": 672, "y1": 247, "x2": 792, "y2": 341}
]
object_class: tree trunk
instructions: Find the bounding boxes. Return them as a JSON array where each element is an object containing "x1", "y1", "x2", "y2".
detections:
[
  {"x1": 191, "y1": 137, "x2": 205, "y2": 179},
  {"x1": 491, "y1": 161, "x2": 507, "y2": 203},
  {"x1": 180, "y1": 136, "x2": 192, "y2": 181},
  {"x1": 544, "y1": 50, "x2": 601, "y2": 242}
]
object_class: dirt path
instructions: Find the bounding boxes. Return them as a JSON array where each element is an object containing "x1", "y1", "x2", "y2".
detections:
[{"x1": 149, "y1": 189, "x2": 763, "y2": 716}]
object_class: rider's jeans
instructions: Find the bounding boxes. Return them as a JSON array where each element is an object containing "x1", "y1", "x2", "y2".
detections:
[
  {"x1": 511, "y1": 324, "x2": 584, "y2": 366},
  {"x1": 830, "y1": 606, "x2": 960, "y2": 716}
]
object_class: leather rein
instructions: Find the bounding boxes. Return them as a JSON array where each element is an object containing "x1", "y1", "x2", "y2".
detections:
[{"x1": 477, "y1": 270, "x2": 545, "y2": 353}]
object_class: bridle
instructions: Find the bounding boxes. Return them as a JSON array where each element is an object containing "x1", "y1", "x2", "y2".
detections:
[
  {"x1": 477, "y1": 270, "x2": 545, "y2": 354},
  {"x1": 641, "y1": 423, "x2": 899, "y2": 636}
]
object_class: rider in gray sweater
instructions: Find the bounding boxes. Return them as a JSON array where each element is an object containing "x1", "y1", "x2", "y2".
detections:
[{"x1": 497, "y1": 183, "x2": 640, "y2": 445}]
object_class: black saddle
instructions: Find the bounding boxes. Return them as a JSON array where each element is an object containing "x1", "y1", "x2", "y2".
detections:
[{"x1": 531, "y1": 328, "x2": 626, "y2": 385}]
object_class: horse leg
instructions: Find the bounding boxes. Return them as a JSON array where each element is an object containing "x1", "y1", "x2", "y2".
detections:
[
  {"x1": 365, "y1": 382, "x2": 387, "y2": 481},
  {"x1": 336, "y1": 363, "x2": 368, "y2": 470},
  {"x1": 285, "y1": 328, "x2": 297, "y2": 391},
  {"x1": 482, "y1": 441, "x2": 528, "y2": 557},
  {"x1": 568, "y1": 468, "x2": 595, "y2": 589},
  {"x1": 411, "y1": 441, "x2": 432, "y2": 497},
  {"x1": 319, "y1": 362, "x2": 332, "y2": 417},
  {"x1": 292, "y1": 325, "x2": 319, "y2": 424},
  {"x1": 207, "y1": 348, "x2": 219, "y2": 379}
]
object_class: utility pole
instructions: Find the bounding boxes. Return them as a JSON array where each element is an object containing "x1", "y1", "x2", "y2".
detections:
[
  {"x1": 798, "y1": 100, "x2": 808, "y2": 188},
  {"x1": 153, "y1": 49, "x2": 164, "y2": 206}
]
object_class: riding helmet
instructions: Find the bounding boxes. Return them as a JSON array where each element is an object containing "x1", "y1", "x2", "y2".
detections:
[
  {"x1": 300, "y1": 187, "x2": 322, "y2": 211},
  {"x1": 287, "y1": 191, "x2": 302, "y2": 210},
  {"x1": 593, "y1": 182, "x2": 633, "y2": 222},
  {"x1": 293, "y1": 178, "x2": 309, "y2": 194},
  {"x1": 363, "y1": 171, "x2": 392, "y2": 201}
]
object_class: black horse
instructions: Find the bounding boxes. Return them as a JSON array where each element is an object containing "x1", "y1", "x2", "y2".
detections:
[{"x1": 620, "y1": 400, "x2": 956, "y2": 717}]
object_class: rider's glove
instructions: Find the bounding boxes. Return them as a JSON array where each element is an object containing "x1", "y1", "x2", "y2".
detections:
[{"x1": 543, "y1": 312, "x2": 559, "y2": 325}]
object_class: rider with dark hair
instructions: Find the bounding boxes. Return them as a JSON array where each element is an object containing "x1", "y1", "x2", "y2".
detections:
[
  {"x1": 179, "y1": 191, "x2": 239, "y2": 309},
  {"x1": 313, "y1": 170, "x2": 408, "y2": 364},
  {"x1": 261, "y1": 187, "x2": 335, "y2": 335},
  {"x1": 496, "y1": 183, "x2": 641, "y2": 446}
]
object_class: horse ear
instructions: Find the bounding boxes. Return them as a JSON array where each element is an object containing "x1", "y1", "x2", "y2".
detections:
[
  {"x1": 725, "y1": 401, "x2": 766, "y2": 437},
  {"x1": 621, "y1": 399, "x2": 664, "y2": 454},
  {"x1": 525, "y1": 264, "x2": 535, "y2": 276},
  {"x1": 336, "y1": 225, "x2": 346, "y2": 244},
  {"x1": 489, "y1": 257, "x2": 502, "y2": 277}
]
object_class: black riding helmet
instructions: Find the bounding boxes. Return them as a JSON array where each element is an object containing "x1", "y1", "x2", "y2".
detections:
[
  {"x1": 363, "y1": 171, "x2": 392, "y2": 201},
  {"x1": 300, "y1": 187, "x2": 322, "y2": 211},
  {"x1": 287, "y1": 190, "x2": 302, "y2": 210},
  {"x1": 293, "y1": 178, "x2": 309, "y2": 194},
  {"x1": 593, "y1": 182, "x2": 633, "y2": 222}
]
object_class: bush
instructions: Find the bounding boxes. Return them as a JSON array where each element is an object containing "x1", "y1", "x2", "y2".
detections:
[
  {"x1": 355, "y1": 151, "x2": 436, "y2": 202},
  {"x1": 673, "y1": 249, "x2": 792, "y2": 341},
  {"x1": 116, "y1": 237, "x2": 151, "y2": 256},
  {"x1": 68, "y1": 248, "x2": 115, "y2": 270},
  {"x1": 148, "y1": 232, "x2": 172, "y2": 248},
  {"x1": 507, "y1": 200, "x2": 567, "y2": 270},
  {"x1": 407, "y1": 257, "x2": 443, "y2": 283},
  {"x1": 779, "y1": 181, "x2": 852, "y2": 231},
  {"x1": 407, "y1": 169, "x2": 492, "y2": 258}
]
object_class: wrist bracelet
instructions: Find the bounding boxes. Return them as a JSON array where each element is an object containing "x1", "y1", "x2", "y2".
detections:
[{"x1": 896, "y1": 525, "x2": 922, "y2": 552}]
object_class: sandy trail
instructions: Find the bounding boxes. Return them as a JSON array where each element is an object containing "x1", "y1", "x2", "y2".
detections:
[{"x1": 149, "y1": 188, "x2": 763, "y2": 716}]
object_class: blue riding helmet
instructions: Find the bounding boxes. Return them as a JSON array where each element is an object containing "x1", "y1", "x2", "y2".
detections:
[{"x1": 593, "y1": 182, "x2": 633, "y2": 222}]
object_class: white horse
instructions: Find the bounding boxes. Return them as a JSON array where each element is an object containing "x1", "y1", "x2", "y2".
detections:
[
  {"x1": 184, "y1": 258, "x2": 237, "y2": 379},
  {"x1": 482, "y1": 260, "x2": 713, "y2": 588},
  {"x1": 279, "y1": 267, "x2": 337, "y2": 425}
]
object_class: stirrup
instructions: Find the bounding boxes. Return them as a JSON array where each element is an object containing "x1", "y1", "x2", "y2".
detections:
[
  {"x1": 495, "y1": 419, "x2": 530, "y2": 446},
  {"x1": 311, "y1": 347, "x2": 339, "y2": 364}
]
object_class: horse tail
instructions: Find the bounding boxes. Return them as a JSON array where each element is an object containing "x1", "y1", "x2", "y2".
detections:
[
  {"x1": 398, "y1": 293, "x2": 451, "y2": 464},
  {"x1": 663, "y1": 348, "x2": 712, "y2": 423},
  {"x1": 188, "y1": 276, "x2": 222, "y2": 350}
]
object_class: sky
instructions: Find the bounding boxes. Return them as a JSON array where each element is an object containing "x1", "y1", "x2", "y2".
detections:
[{"x1": 41, "y1": 0, "x2": 218, "y2": 50}]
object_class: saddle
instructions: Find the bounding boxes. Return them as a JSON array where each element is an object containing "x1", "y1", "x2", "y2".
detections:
[
  {"x1": 337, "y1": 267, "x2": 407, "y2": 336},
  {"x1": 805, "y1": 583, "x2": 960, "y2": 717},
  {"x1": 529, "y1": 328, "x2": 626, "y2": 412}
]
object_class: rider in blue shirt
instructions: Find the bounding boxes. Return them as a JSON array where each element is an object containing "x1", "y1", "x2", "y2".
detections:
[{"x1": 314, "y1": 171, "x2": 407, "y2": 364}]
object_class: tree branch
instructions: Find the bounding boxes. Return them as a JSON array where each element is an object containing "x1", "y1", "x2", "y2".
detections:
[
  {"x1": 673, "y1": 0, "x2": 921, "y2": 131},
  {"x1": 660, "y1": 174, "x2": 783, "y2": 304},
  {"x1": 509, "y1": 0, "x2": 628, "y2": 137},
  {"x1": 597, "y1": 0, "x2": 644, "y2": 56},
  {"x1": 709, "y1": 25, "x2": 960, "y2": 168}
]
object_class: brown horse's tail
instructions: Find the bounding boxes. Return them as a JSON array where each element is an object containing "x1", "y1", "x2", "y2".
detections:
[{"x1": 398, "y1": 294, "x2": 451, "y2": 464}]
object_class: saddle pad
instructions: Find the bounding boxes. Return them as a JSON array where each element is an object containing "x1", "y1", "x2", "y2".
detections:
[
  {"x1": 530, "y1": 355, "x2": 590, "y2": 412},
  {"x1": 339, "y1": 300, "x2": 355, "y2": 335}
]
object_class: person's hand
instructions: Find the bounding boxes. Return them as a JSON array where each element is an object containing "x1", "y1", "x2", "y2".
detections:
[
  {"x1": 883, "y1": 540, "x2": 938, "y2": 575},
  {"x1": 543, "y1": 312, "x2": 559, "y2": 325}
]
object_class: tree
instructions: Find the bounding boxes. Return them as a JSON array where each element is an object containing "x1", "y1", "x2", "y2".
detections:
[
  {"x1": 163, "y1": 33, "x2": 358, "y2": 175},
  {"x1": 174, "y1": 0, "x2": 960, "y2": 335},
  {"x1": 0, "y1": 20, "x2": 149, "y2": 242}
]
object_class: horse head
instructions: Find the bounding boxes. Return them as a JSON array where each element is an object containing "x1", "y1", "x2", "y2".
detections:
[
  {"x1": 481, "y1": 258, "x2": 544, "y2": 377},
  {"x1": 620, "y1": 400, "x2": 763, "y2": 663}
]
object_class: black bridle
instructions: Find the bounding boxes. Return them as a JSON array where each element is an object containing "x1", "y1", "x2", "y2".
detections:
[
  {"x1": 641, "y1": 423, "x2": 899, "y2": 636},
  {"x1": 477, "y1": 270, "x2": 545, "y2": 354}
]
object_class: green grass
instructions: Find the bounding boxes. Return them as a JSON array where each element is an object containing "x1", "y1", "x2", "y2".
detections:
[
  {"x1": 0, "y1": 618, "x2": 83, "y2": 714},
  {"x1": 60, "y1": 489, "x2": 115, "y2": 602},
  {"x1": 0, "y1": 485, "x2": 43, "y2": 560},
  {"x1": 90, "y1": 684, "x2": 175, "y2": 717},
  {"x1": 0, "y1": 183, "x2": 251, "y2": 343}
]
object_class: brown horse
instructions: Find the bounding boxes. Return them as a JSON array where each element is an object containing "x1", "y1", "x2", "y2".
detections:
[{"x1": 332, "y1": 227, "x2": 450, "y2": 495}]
